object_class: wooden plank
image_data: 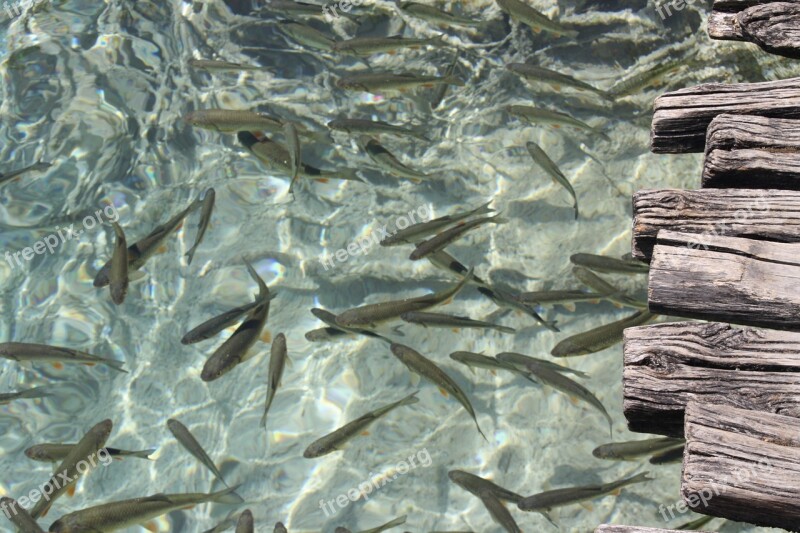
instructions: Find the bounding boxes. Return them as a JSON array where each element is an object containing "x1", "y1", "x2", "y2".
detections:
[
  {"x1": 631, "y1": 188, "x2": 800, "y2": 262},
  {"x1": 596, "y1": 526, "x2": 706, "y2": 533},
  {"x1": 651, "y1": 77, "x2": 800, "y2": 153},
  {"x1": 648, "y1": 230, "x2": 800, "y2": 330},
  {"x1": 623, "y1": 321, "x2": 800, "y2": 437},
  {"x1": 707, "y1": 12, "x2": 742, "y2": 40},
  {"x1": 706, "y1": 114, "x2": 800, "y2": 153},
  {"x1": 704, "y1": 149, "x2": 800, "y2": 189},
  {"x1": 683, "y1": 400, "x2": 800, "y2": 532},
  {"x1": 738, "y1": 2, "x2": 800, "y2": 59}
]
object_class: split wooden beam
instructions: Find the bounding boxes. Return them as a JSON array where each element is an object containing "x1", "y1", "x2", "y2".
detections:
[
  {"x1": 704, "y1": 114, "x2": 800, "y2": 189},
  {"x1": 651, "y1": 76, "x2": 800, "y2": 153},
  {"x1": 623, "y1": 321, "x2": 800, "y2": 437},
  {"x1": 708, "y1": 1, "x2": 800, "y2": 59},
  {"x1": 595, "y1": 526, "x2": 707, "y2": 533},
  {"x1": 632, "y1": 188, "x2": 800, "y2": 262},
  {"x1": 683, "y1": 400, "x2": 800, "y2": 532}
]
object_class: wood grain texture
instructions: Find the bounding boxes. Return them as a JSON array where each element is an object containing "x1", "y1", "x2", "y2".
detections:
[
  {"x1": 648, "y1": 230, "x2": 800, "y2": 330},
  {"x1": 704, "y1": 148, "x2": 800, "y2": 189},
  {"x1": 595, "y1": 526, "x2": 706, "y2": 533},
  {"x1": 706, "y1": 114, "x2": 800, "y2": 153},
  {"x1": 651, "y1": 77, "x2": 800, "y2": 153},
  {"x1": 708, "y1": 0, "x2": 794, "y2": 43},
  {"x1": 632, "y1": 188, "x2": 800, "y2": 262},
  {"x1": 623, "y1": 321, "x2": 800, "y2": 437},
  {"x1": 738, "y1": 3, "x2": 800, "y2": 59},
  {"x1": 683, "y1": 400, "x2": 800, "y2": 531}
]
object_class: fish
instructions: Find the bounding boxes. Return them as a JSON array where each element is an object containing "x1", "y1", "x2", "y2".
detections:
[
  {"x1": 518, "y1": 472, "x2": 653, "y2": 512},
  {"x1": 235, "y1": 509, "x2": 254, "y2": 533},
  {"x1": 399, "y1": 2, "x2": 481, "y2": 26},
  {"x1": 188, "y1": 58, "x2": 269, "y2": 71},
  {"x1": 495, "y1": 352, "x2": 589, "y2": 378},
  {"x1": 515, "y1": 289, "x2": 608, "y2": 310},
  {"x1": 184, "y1": 109, "x2": 285, "y2": 134},
  {"x1": 268, "y1": 0, "x2": 357, "y2": 20},
  {"x1": 303, "y1": 392, "x2": 419, "y2": 458},
  {"x1": 381, "y1": 201, "x2": 493, "y2": 246},
  {"x1": 309, "y1": 308, "x2": 394, "y2": 344},
  {"x1": 203, "y1": 510, "x2": 242, "y2": 533},
  {"x1": 360, "y1": 136, "x2": 431, "y2": 181},
  {"x1": 449, "y1": 351, "x2": 526, "y2": 377},
  {"x1": 336, "y1": 72, "x2": 464, "y2": 93},
  {"x1": 431, "y1": 51, "x2": 460, "y2": 110},
  {"x1": 569, "y1": 253, "x2": 649, "y2": 274},
  {"x1": 186, "y1": 188, "x2": 215, "y2": 265},
  {"x1": 279, "y1": 20, "x2": 336, "y2": 51},
  {"x1": 25, "y1": 444, "x2": 156, "y2": 462},
  {"x1": 521, "y1": 360, "x2": 612, "y2": 434},
  {"x1": 167, "y1": 418, "x2": 229, "y2": 488},
  {"x1": 649, "y1": 445, "x2": 685, "y2": 465},
  {"x1": 0, "y1": 387, "x2": 50, "y2": 405},
  {"x1": 571, "y1": 267, "x2": 647, "y2": 309},
  {"x1": 48, "y1": 486, "x2": 244, "y2": 532},
  {"x1": 109, "y1": 222, "x2": 128, "y2": 305},
  {"x1": 304, "y1": 327, "x2": 350, "y2": 342},
  {"x1": 496, "y1": 0, "x2": 578, "y2": 38},
  {"x1": 526, "y1": 141, "x2": 579, "y2": 220},
  {"x1": 550, "y1": 309, "x2": 656, "y2": 357},
  {"x1": 409, "y1": 214, "x2": 508, "y2": 261},
  {"x1": 390, "y1": 343, "x2": 487, "y2": 441},
  {"x1": 261, "y1": 332, "x2": 287, "y2": 428},
  {"x1": 401, "y1": 311, "x2": 515, "y2": 334},
  {"x1": 182, "y1": 299, "x2": 269, "y2": 345},
  {"x1": 335, "y1": 269, "x2": 473, "y2": 328},
  {"x1": 607, "y1": 60, "x2": 684, "y2": 100},
  {"x1": 506, "y1": 63, "x2": 608, "y2": 98},
  {"x1": 0, "y1": 496, "x2": 46, "y2": 533},
  {"x1": 0, "y1": 160, "x2": 51, "y2": 185},
  {"x1": 478, "y1": 286, "x2": 559, "y2": 332},
  {"x1": 332, "y1": 35, "x2": 446, "y2": 56},
  {"x1": 30, "y1": 419, "x2": 113, "y2": 519},
  {"x1": 93, "y1": 201, "x2": 199, "y2": 287},
  {"x1": 328, "y1": 118, "x2": 429, "y2": 142},
  {"x1": 358, "y1": 515, "x2": 407, "y2": 533},
  {"x1": 506, "y1": 105, "x2": 610, "y2": 141},
  {"x1": 0, "y1": 342, "x2": 126, "y2": 372},
  {"x1": 592, "y1": 437, "x2": 685, "y2": 461},
  {"x1": 283, "y1": 123, "x2": 302, "y2": 194},
  {"x1": 479, "y1": 491, "x2": 521, "y2": 533},
  {"x1": 274, "y1": 522, "x2": 288, "y2": 533},
  {"x1": 201, "y1": 262, "x2": 271, "y2": 382},
  {"x1": 238, "y1": 132, "x2": 362, "y2": 182}
]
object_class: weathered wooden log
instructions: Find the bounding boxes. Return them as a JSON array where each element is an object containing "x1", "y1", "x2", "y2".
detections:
[
  {"x1": 632, "y1": 188, "x2": 800, "y2": 262},
  {"x1": 708, "y1": 0, "x2": 793, "y2": 43},
  {"x1": 651, "y1": 77, "x2": 800, "y2": 153},
  {"x1": 703, "y1": 114, "x2": 800, "y2": 189},
  {"x1": 683, "y1": 400, "x2": 800, "y2": 532},
  {"x1": 623, "y1": 321, "x2": 800, "y2": 437},
  {"x1": 595, "y1": 526, "x2": 705, "y2": 533},
  {"x1": 648, "y1": 230, "x2": 800, "y2": 330}
]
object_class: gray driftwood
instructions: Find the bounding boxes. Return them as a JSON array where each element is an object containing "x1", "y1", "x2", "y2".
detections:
[
  {"x1": 595, "y1": 527, "x2": 706, "y2": 533},
  {"x1": 704, "y1": 114, "x2": 800, "y2": 189},
  {"x1": 648, "y1": 230, "x2": 800, "y2": 330},
  {"x1": 651, "y1": 76, "x2": 800, "y2": 153},
  {"x1": 632, "y1": 188, "x2": 800, "y2": 262},
  {"x1": 623, "y1": 321, "x2": 800, "y2": 436},
  {"x1": 708, "y1": 2, "x2": 800, "y2": 58},
  {"x1": 683, "y1": 400, "x2": 800, "y2": 532}
]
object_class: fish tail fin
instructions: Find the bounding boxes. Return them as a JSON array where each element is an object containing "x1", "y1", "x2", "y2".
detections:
[
  {"x1": 476, "y1": 419, "x2": 489, "y2": 443},
  {"x1": 497, "y1": 325, "x2": 516, "y2": 334},
  {"x1": 490, "y1": 213, "x2": 509, "y2": 224},
  {"x1": 105, "y1": 359, "x2": 128, "y2": 373},
  {"x1": 185, "y1": 247, "x2": 197, "y2": 265},
  {"x1": 130, "y1": 448, "x2": 158, "y2": 460},
  {"x1": 17, "y1": 386, "x2": 51, "y2": 400},
  {"x1": 399, "y1": 391, "x2": 420, "y2": 406},
  {"x1": 208, "y1": 485, "x2": 244, "y2": 504}
]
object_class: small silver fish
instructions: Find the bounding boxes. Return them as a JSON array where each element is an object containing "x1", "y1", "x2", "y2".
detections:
[
  {"x1": 310, "y1": 308, "x2": 393, "y2": 344},
  {"x1": 391, "y1": 343, "x2": 487, "y2": 441},
  {"x1": 360, "y1": 136, "x2": 431, "y2": 181},
  {"x1": 569, "y1": 253, "x2": 649, "y2": 274},
  {"x1": 401, "y1": 311, "x2": 515, "y2": 334},
  {"x1": 550, "y1": 309, "x2": 655, "y2": 357},
  {"x1": 496, "y1": 0, "x2": 578, "y2": 37},
  {"x1": 333, "y1": 35, "x2": 446, "y2": 56},
  {"x1": 0, "y1": 342, "x2": 126, "y2": 372},
  {"x1": 526, "y1": 141, "x2": 579, "y2": 220},
  {"x1": 506, "y1": 105, "x2": 610, "y2": 141},
  {"x1": 507, "y1": 63, "x2": 608, "y2": 98},
  {"x1": 261, "y1": 333, "x2": 287, "y2": 429},
  {"x1": 25, "y1": 443, "x2": 155, "y2": 462},
  {"x1": 184, "y1": 109, "x2": 284, "y2": 134},
  {"x1": 0, "y1": 160, "x2": 51, "y2": 186},
  {"x1": 495, "y1": 352, "x2": 589, "y2": 378},
  {"x1": 0, "y1": 496, "x2": 45, "y2": 533},
  {"x1": 167, "y1": 418, "x2": 229, "y2": 487},
  {"x1": 409, "y1": 214, "x2": 508, "y2": 260},
  {"x1": 189, "y1": 58, "x2": 269, "y2": 72},
  {"x1": 336, "y1": 72, "x2": 464, "y2": 93},
  {"x1": 571, "y1": 267, "x2": 647, "y2": 309},
  {"x1": 335, "y1": 270, "x2": 473, "y2": 328},
  {"x1": 518, "y1": 472, "x2": 653, "y2": 512},
  {"x1": 592, "y1": 437, "x2": 685, "y2": 461},
  {"x1": 109, "y1": 222, "x2": 128, "y2": 305},
  {"x1": 303, "y1": 392, "x2": 419, "y2": 458},
  {"x1": 235, "y1": 509, "x2": 254, "y2": 533},
  {"x1": 381, "y1": 201, "x2": 492, "y2": 246},
  {"x1": 30, "y1": 419, "x2": 113, "y2": 519},
  {"x1": 279, "y1": 20, "x2": 336, "y2": 51},
  {"x1": 186, "y1": 188, "x2": 215, "y2": 265},
  {"x1": 0, "y1": 386, "x2": 50, "y2": 405},
  {"x1": 328, "y1": 118, "x2": 429, "y2": 142}
]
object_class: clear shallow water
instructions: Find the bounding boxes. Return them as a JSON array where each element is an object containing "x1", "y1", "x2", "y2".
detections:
[{"x1": 0, "y1": 1, "x2": 797, "y2": 532}]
